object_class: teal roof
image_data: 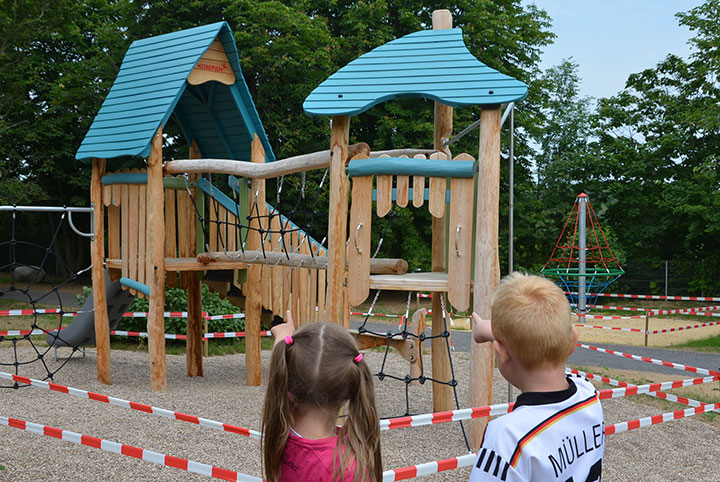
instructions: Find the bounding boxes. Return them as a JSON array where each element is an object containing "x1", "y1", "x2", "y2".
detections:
[
  {"x1": 76, "y1": 22, "x2": 275, "y2": 162},
  {"x1": 303, "y1": 28, "x2": 527, "y2": 117}
]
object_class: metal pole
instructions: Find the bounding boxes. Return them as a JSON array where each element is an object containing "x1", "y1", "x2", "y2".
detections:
[
  {"x1": 665, "y1": 260, "x2": 669, "y2": 297},
  {"x1": 578, "y1": 195, "x2": 587, "y2": 313},
  {"x1": 508, "y1": 105, "x2": 514, "y2": 274}
]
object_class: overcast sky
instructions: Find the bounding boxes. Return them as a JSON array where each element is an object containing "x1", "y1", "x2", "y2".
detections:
[{"x1": 523, "y1": 1, "x2": 704, "y2": 99}]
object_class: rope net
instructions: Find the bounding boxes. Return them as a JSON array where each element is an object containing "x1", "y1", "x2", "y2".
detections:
[
  {"x1": 541, "y1": 193, "x2": 624, "y2": 311},
  {"x1": 0, "y1": 207, "x2": 93, "y2": 388}
]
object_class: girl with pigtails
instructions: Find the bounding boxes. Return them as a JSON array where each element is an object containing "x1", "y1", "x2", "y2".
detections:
[{"x1": 262, "y1": 311, "x2": 382, "y2": 482}]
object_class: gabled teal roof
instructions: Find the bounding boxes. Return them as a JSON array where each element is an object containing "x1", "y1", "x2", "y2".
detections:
[
  {"x1": 76, "y1": 22, "x2": 275, "y2": 162},
  {"x1": 303, "y1": 28, "x2": 527, "y2": 117}
]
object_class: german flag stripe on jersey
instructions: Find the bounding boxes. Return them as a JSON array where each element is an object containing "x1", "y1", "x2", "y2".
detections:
[{"x1": 509, "y1": 393, "x2": 599, "y2": 468}]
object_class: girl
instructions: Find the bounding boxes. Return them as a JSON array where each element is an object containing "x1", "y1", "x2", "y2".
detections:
[{"x1": 262, "y1": 311, "x2": 382, "y2": 482}]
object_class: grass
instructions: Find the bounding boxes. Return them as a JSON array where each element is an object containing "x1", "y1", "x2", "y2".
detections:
[{"x1": 667, "y1": 334, "x2": 720, "y2": 353}]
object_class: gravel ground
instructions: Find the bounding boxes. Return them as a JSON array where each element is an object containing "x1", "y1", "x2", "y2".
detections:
[{"x1": 0, "y1": 347, "x2": 719, "y2": 481}]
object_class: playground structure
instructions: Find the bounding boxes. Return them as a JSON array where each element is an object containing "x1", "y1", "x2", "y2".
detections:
[
  {"x1": 542, "y1": 192, "x2": 625, "y2": 312},
  {"x1": 70, "y1": 10, "x2": 528, "y2": 446}
]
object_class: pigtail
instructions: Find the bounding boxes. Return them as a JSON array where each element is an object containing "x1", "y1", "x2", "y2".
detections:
[
  {"x1": 261, "y1": 341, "x2": 293, "y2": 482},
  {"x1": 339, "y1": 357, "x2": 382, "y2": 482}
]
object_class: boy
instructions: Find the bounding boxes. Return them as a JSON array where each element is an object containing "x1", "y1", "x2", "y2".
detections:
[{"x1": 469, "y1": 273, "x2": 603, "y2": 482}]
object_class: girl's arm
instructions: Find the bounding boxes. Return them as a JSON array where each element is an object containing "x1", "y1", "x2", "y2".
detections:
[{"x1": 270, "y1": 310, "x2": 296, "y2": 346}]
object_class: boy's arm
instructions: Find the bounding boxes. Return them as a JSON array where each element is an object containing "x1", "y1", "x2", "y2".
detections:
[{"x1": 471, "y1": 312, "x2": 494, "y2": 343}]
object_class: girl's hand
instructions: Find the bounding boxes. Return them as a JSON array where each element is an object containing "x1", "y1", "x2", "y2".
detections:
[
  {"x1": 271, "y1": 310, "x2": 296, "y2": 346},
  {"x1": 471, "y1": 312, "x2": 494, "y2": 343}
]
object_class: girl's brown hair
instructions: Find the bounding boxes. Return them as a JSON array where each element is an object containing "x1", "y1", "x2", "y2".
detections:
[{"x1": 261, "y1": 322, "x2": 382, "y2": 482}]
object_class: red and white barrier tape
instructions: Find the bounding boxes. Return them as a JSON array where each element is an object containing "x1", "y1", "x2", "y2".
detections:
[
  {"x1": 568, "y1": 368, "x2": 709, "y2": 409},
  {"x1": 0, "y1": 308, "x2": 62, "y2": 316},
  {"x1": 382, "y1": 453, "x2": 477, "y2": 481},
  {"x1": 646, "y1": 320, "x2": 720, "y2": 335},
  {"x1": 0, "y1": 371, "x2": 261, "y2": 439},
  {"x1": 578, "y1": 343, "x2": 720, "y2": 376},
  {"x1": 574, "y1": 324, "x2": 645, "y2": 333},
  {"x1": 649, "y1": 305, "x2": 720, "y2": 316},
  {"x1": 0, "y1": 416, "x2": 260, "y2": 481},
  {"x1": 380, "y1": 402, "x2": 514, "y2": 431},
  {"x1": 676, "y1": 311, "x2": 720, "y2": 318},
  {"x1": 570, "y1": 292, "x2": 720, "y2": 302},
  {"x1": 576, "y1": 313, "x2": 646, "y2": 320},
  {"x1": 350, "y1": 312, "x2": 402, "y2": 318},
  {"x1": 416, "y1": 293, "x2": 432, "y2": 300},
  {"x1": 589, "y1": 305, "x2": 649, "y2": 312},
  {"x1": 0, "y1": 329, "x2": 47, "y2": 336},
  {"x1": 605, "y1": 402, "x2": 720, "y2": 435},
  {"x1": 110, "y1": 330, "x2": 271, "y2": 340}
]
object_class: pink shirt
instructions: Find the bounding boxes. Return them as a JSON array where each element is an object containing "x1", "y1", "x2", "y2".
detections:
[{"x1": 279, "y1": 432, "x2": 358, "y2": 482}]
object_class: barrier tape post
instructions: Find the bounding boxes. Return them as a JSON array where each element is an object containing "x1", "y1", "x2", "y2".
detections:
[{"x1": 645, "y1": 312, "x2": 650, "y2": 347}]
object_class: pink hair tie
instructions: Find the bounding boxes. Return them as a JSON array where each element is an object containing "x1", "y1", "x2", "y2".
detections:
[
  {"x1": 284, "y1": 335, "x2": 294, "y2": 346},
  {"x1": 353, "y1": 353, "x2": 364, "y2": 363}
]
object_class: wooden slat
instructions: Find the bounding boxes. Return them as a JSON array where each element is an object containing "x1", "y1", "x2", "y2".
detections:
[
  {"x1": 412, "y1": 172, "x2": 425, "y2": 208},
  {"x1": 348, "y1": 176, "x2": 372, "y2": 305},
  {"x1": 107, "y1": 205, "x2": 121, "y2": 282},
  {"x1": 376, "y1": 175, "x2": 392, "y2": 217},
  {"x1": 291, "y1": 230, "x2": 300, "y2": 324},
  {"x1": 298, "y1": 236, "x2": 310, "y2": 323},
  {"x1": 127, "y1": 182, "x2": 139, "y2": 295},
  {"x1": 112, "y1": 183, "x2": 121, "y2": 207},
  {"x1": 396, "y1": 154, "x2": 410, "y2": 208},
  {"x1": 209, "y1": 200, "x2": 218, "y2": 252},
  {"x1": 369, "y1": 272, "x2": 450, "y2": 292},
  {"x1": 448, "y1": 153, "x2": 475, "y2": 312},
  {"x1": 103, "y1": 185, "x2": 112, "y2": 206},
  {"x1": 136, "y1": 184, "x2": 147, "y2": 298},
  {"x1": 317, "y1": 258, "x2": 327, "y2": 321},
  {"x1": 164, "y1": 189, "x2": 178, "y2": 288},
  {"x1": 309, "y1": 244, "x2": 319, "y2": 321},
  {"x1": 177, "y1": 189, "x2": 191, "y2": 290},
  {"x1": 121, "y1": 183, "x2": 129, "y2": 283},
  {"x1": 428, "y1": 152, "x2": 447, "y2": 218}
]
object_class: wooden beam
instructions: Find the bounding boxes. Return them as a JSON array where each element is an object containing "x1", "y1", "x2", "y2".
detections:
[
  {"x1": 196, "y1": 252, "x2": 407, "y2": 274},
  {"x1": 186, "y1": 139, "x2": 203, "y2": 377},
  {"x1": 470, "y1": 106, "x2": 502, "y2": 449},
  {"x1": 431, "y1": 7, "x2": 454, "y2": 414},
  {"x1": 245, "y1": 134, "x2": 265, "y2": 386},
  {"x1": 91, "y1": 158, "x2": 111, "y2": 385},
  {"x1": 326, "y1": 115, "x2": 351, "y2": 326},
  {"x1": 147, "y1": 127, "x2": 167, "y2": 391}
]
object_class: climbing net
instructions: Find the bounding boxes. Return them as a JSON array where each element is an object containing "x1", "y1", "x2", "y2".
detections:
[{"x1": 0, "y1": 206, "x2": 93, "y2": 388}]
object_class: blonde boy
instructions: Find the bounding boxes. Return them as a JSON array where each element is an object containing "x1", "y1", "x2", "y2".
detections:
[{"x1": 469, "y1": 273, "x2": 604, "y2": 482}]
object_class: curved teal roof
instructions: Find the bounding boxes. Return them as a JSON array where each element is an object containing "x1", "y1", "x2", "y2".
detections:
[
  {"x1": 303, "y1": 28, "x2": 527, "y2": 117},
  {"x1": 76, "y1": 22, "x2": 275, "y2": 162}
]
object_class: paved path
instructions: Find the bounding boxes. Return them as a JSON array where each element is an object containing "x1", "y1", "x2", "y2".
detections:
[{"x1": 352, "y1": 320, "x2": 720, "y2": 376}]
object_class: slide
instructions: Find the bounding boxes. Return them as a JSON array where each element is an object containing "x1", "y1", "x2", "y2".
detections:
[{"x1": 46, "y1": 272, "x2": 136, "y2": 347}]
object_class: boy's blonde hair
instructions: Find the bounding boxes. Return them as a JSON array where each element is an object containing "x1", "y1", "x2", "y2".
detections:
[{"x1": 491, "y1": 272, "x2": 573, "y2": 368}]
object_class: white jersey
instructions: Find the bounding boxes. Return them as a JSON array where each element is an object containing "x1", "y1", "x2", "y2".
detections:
[{"x1": 469, "y1": 376, "x2": 604, "y2": 482}]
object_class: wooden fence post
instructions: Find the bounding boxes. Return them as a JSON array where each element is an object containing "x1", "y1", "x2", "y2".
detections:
[{"x1": 91, "y1": 157, "x2": 111, "y2": 385}]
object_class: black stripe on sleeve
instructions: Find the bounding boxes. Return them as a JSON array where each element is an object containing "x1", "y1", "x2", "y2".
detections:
[
  {"x1": 476, "y1": 448, "x2": 487, "y2": 469},
  {"x1": 484, "y1": 450, "x2": 496, "y2": 472},
  {"x1": 501, "y1": 462, "x2": 510, "y2": 481}
]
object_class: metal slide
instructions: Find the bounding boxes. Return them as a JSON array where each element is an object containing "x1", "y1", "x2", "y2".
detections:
[{"x1": 46, "y1": 272, "x2": 136, "y2": 347}]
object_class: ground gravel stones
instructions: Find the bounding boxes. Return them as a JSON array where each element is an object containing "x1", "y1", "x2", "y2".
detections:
[{"x1": 0, "y1": 347, "x2": 718, "y2": 481}]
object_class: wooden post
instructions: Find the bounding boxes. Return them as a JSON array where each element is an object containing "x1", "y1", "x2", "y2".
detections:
[
  {"x1": 147, "y1": 127, "x2": 167, "y2": 391},
  {"x1": 91, "y1": 157, "x2": 111, "y2": 385},
  {"x1": 470, "y1": 106, "x2": 502, "y2": 449},
  {"x1": 431, "y1": 8, "x2": 454, "y2": 413},
  {"x1": 245, "y1": 134, "x2": 265, "y2": 386},
  {"x1": 644, "y1": 312, "x2": 650, "y2": 347},
  {"x1": 186, "y1": 140, "x2": 203, "y2": 376},
  {"x1": 326, "y1": 115, "x2": 351, "y2": 327}
]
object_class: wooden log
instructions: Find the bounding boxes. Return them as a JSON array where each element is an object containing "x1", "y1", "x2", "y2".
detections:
[
  {"x1": 107, "y1": 205, "x2": 120, "y2": 282},
  {"x1": 326, "y1": 115, "x2": 350, "y2": 326},
  {"x1": 348, "y1": 175, "x2": 372, "y2": 306},
  {"x1": 470, "y1": 106, "x2": 502, "y2": 449},
  {"x1": 91, "y1": 158, "x2": 111, "y2": 385},
  {"x1": 147, "y1": 127, "x2": 167, "y2": 391},
  {"x1": 187, "y1": 139, "x2": 203, "y2": 377},
  {"x1": 431, "y1": 7, "x2": 454, "y2": 414},
  {"x1": 428, "y1": 152, "x2": 447, "y2": 218},
  {"x1": 164, "y1": 142, "x2": 370, "y2": 179},
  {"x1": 245, "y1": 134, "x2": 265, "y2": 386},
  {"x1": 448, "y1": 153, "x2": 475, "y2": 312},
  {"x1": 197, "y1": 250, "x2": 407, "y2": 274}
]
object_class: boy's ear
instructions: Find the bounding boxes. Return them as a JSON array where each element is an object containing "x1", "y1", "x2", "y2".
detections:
[
  {"x1": 493, "y1": 340, "x2": 512, "y2": 366},
  {"x1": 568, "y1": 326, "x2": 579, "y2": 356}
]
